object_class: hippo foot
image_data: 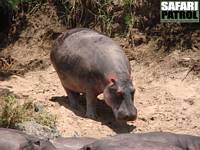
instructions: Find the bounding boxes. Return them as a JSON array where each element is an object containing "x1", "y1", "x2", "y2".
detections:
[
  {"x1": 69, "y1": 98, "x2": 78, "y2": 108},
  {"x1": 85, "y1": 92, "x2": 97, "y2": 119},
  {"x1": 85, "y1": 109, "x2": 97, "y2": 119},
  {"x1": 85, "y1": 106, "x2": 97, "y2": 119},
  {"x1": 67, "y1": 95, "x2": 78, "y2": 108},
  {"x1": 65, "y1": 89, "x2": 80, "y2": 108}
]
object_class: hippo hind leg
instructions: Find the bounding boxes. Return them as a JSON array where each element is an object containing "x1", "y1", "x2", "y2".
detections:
[{"x1": 65, "y1": 88, "x2": 80, "y2": 108}]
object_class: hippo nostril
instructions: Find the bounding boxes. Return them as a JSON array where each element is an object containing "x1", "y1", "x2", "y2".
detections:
[
  {"x1": 124, "y1": 115, "x2": 129, "y2": 120},
  {"x1": 86, "y1": 147, "x2": 91, "y2": 150},
  {"x1": 128, "y1": 114, "x2": 137, "y2": 121},
  {"x1": 117, "y1": 111, "x2": 137, "y2": 121},
  {"x1": 127, "y1": 111, "x2": 137, "y2": 121},
  {"x1": 116, "y1": 106, "x2": 137, "y2": 121},
  {"x1": 117, "y1": 111, "x2": 129, "y2": 120}
]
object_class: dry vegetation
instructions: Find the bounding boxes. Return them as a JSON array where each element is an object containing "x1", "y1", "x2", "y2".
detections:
[
  {"x1": 1, "y1": 0, "x2": 200, "y2": 51},
  {"x1": 0, "y1": 93, "x2": 56, "y2": 128}
]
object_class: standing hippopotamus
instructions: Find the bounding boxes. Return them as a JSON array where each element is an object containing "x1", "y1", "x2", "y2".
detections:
[
  {"x1": 0, "y1": 128, "x2": 56, "y2": 150},
  {"x1": 51, "y1": 28, "x2": 137, "y2": 121}
]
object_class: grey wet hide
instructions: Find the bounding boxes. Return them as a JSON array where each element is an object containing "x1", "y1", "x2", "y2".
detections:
[
  {"x1": 82, "y1": 132, "x2": 200, "y2": 150},
  {"x1": 51, "y1": 137, "x2": 97, "y2": 150},
  {"x1": 113, "y1": 132, "x2": 200, "y2": 150},
  {"x1": 81, "y1": 140, "x2": 183, "y2": 150},
  {"x1": 51, "y1": 28, "x2": 137, "y2": 121},
  {"x1": 0, "y1": 128, "x2": 57, "y2": 150}
]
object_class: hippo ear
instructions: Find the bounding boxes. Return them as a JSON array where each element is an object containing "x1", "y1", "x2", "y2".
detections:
[
  {"x1": 110, "y1": 78, "x2": 116, "y2": 84},
  {"x1": 109, "y1": 78, "x2": 117, "y2": 88},
  {"x1": 33, "y1": 140, "x2": 41, "y2": 147}
]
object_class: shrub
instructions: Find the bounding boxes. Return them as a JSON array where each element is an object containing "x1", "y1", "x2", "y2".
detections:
[{"x1": 0, "y1": 95, "x2": 56, "y2": 128}]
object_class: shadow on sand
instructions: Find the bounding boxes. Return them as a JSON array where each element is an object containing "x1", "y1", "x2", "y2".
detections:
[
  {"x1": 0, "y1": 71, "x2": 12, "y2": 81},
  {"x1": 50, "y1": 95, "x2": 136, "y2": 134}
]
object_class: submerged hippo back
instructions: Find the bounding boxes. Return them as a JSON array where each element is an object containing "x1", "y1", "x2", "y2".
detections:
[
  {"x1": 107, "y1": 132, "x2": 200, "y2": 150},
  {"x1": 0, "y1": 128, "x2": 56, "y2": 150},
  {"x1": 81, "y1": 140, "x2": 183, "y2": 150},
  {"x1": 52, "y1": 137, "x2": 96, "y2": 150}
]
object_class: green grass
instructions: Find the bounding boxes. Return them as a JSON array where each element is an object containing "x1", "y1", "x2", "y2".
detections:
[{"x1": 0, "y1": 95, "x2": 56, "y2": 128}]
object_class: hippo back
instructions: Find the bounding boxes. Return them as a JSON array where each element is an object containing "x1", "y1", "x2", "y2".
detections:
[
  {"x1": 52, "y1": 137, "x2": 96, "y2": 150},
  {"x1": 51, "y1": 28, "x2": 131, "y2": 83},
  {"x1": 107, "y1": 132, "x2": 200, "y2": 150},
  {"x1": 81, "y1": 140, "x2": 183, "y2": 150},
  {"x1": 0, "y1": 128, "x2": 56, "y2": 150}
]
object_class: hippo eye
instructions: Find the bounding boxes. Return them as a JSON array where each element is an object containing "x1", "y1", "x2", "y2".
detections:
[{"x1": 33, "y1": 140, "x2": 41, "y2": 147}]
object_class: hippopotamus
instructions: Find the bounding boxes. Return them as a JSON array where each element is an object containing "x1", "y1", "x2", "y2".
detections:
[
  {"x1": 0, "y1": 128, "x2": 56, "y2": 150},
  {"x1": 82, "y1": 132, "x2": 200, "y2": 150},
  {"x1": 51, "y1": 137, "x2": 96, "y2": 150},
  {"x1": 51, "y1": 28, "x2": 137, "y2": 121},
  {"x1": 113, "y1": 132, "x2": 200, "y2": 150}
]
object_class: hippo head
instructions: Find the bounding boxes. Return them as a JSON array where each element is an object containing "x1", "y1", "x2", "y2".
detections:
[{"x1": 103, "y1": 78, "x2": 137, "y2": 121}]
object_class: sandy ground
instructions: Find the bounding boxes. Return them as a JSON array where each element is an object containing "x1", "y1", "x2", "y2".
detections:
[
  {"x1": 1, "y1": 45, "x2": 200, "y2": 138},
  {"x1": 0, "y1": 4, "x2": 200, "y2": 139}
]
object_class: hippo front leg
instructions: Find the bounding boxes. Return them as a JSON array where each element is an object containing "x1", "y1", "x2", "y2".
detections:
[
  {"x1": 65, "y1": 88, "x2": 80, "y2": 108},
  {"x1": 85, "y1": 90, "x2": 97, "y2": 119}
]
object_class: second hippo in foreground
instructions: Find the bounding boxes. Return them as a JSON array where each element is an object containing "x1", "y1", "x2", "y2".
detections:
[{"x1": 51, "y1": 28, "x2": 137, "y2": 121}]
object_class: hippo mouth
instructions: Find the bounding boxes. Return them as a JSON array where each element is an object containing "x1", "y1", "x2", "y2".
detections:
[{"x1": 113, "y1": 107, "x2": 137, "y2": 121}]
